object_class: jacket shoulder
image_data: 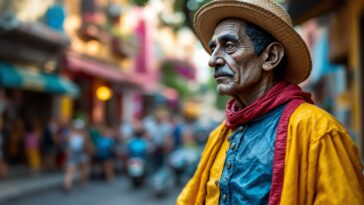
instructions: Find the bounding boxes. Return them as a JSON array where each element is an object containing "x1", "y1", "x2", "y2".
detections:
[{"x1": 289, "y1": 103, "x2": 348, "y2": 141}]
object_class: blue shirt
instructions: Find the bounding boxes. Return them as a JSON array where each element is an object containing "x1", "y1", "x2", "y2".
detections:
[
  {"x1": 219, "y1": 105, "x2": 285, "y2": 205},
  {"x1": 127, "y1": 138, "x2": 148, "y2": 159}
]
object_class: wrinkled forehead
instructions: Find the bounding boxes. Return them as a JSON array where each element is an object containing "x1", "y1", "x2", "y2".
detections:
[{"x1": 211, "y1": 18, "x2": 248, "y2": 40}]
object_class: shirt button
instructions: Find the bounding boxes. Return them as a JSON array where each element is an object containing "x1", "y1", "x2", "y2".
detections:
[
  {"x1": 231, "y1": 143, "x2": 236, "y2": 150},
  {"x1": 215, "y1": 180, "x2": 219, "y2": 186},
  {"x1": 226, "y1": 162, "x2": 232, "y2": 170},
  {"x1": 237, "y1": 126, "x2": 244, "y2": 131},
  {"x1": 222, "y1": 194, "x2": 227, "y2": 201}
]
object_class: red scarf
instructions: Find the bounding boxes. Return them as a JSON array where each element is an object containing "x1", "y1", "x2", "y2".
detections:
[{"x1": 225, "y1": 82, "x2": 313, "y2": 129}]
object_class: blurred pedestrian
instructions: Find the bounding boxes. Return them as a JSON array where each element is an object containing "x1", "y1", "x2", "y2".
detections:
[
  {"x1": 63, "y1": 119, "x2": 90, "y2": 192},
  {"x1": 0, "y1": 119, "x2": 8, "y2": 178},
  {"x1": 9, "y1": 118, "x2": 24, "y2": 164},
  {"x1": 170, "y1": 115, "x2": 184, "y2": 151},
  {"x1": 116, "y1": 119, "x2": 142, "y2": 172},
  {"x1": 119, "y1": 119, "x2": 133, "y2": 142},
  {"x1": 24, "y1": 121, "x2": 42, "y2": 175},
  {"x1": 55, "y1": 117, "x2": 69, "y2": 169},
  {"x1": 94, "y1": 126, "x2": 115, "y2": 183},
  {"x1": 41, "y1": 117, "x2": 58, "y2": 172},
  {"x1": 126, "y1": 124, "x2": 149, "y2": 187},
  {"x1": 127, "y1": 126, "x2": 148, "y2": 160},
  {"x1": 143, "y1": 110, "x2": 172, "y2": 170}
]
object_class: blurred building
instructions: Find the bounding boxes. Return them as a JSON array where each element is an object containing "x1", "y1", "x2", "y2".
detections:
[
  {"x1": 0, "y1": 0, "x2": 78, "y2": 165},
  {"x1": 286, "y1": 0, "x2": 364, "y2": 159},
  {"x1": 0, "y1": 0, "x2": 164, "y2": 169},
  {"x1": 0, "y1": 0, "x2": 213, "y2": 172},
  {"x1": 61, "y1": 0, "x2": 160, "y2": 125}
]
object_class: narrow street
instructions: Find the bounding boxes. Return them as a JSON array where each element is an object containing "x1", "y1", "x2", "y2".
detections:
[{"x1": 6, "y1": 177, "x2": 181, "y2": 205}]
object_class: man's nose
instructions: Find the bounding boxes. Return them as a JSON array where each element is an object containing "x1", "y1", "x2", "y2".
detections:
[{"x1": 208, "y1": 48, "x2": 225, "y2": 68}]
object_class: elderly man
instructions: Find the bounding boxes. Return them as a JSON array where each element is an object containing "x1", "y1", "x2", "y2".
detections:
[{"x1": 177, "y1": 0, "x2": 364, "y2": 205}]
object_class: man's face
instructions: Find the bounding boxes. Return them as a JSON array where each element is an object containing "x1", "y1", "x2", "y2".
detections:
[{"x1": 208, "y1": 19, "x2": 263, "y2": 96}]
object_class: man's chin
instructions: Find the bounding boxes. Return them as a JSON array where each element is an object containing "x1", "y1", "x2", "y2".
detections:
[{"x1": 217, "y1": 86, "x2": 232, "y2": 96}]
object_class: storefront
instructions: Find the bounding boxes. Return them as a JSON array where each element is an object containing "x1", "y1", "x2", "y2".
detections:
[
  {"x1": 62, "y1": 51, "x2": 148, "y2": 125},
  {"x1": 0, "y1": 62, "x2": 79, "y2": 165},
  {"x1": 0, "y1": 5, "x2": 77, "y2": 167},
  {"x1": 287, "y1": 0, "x2": 364, "y2": 159}
]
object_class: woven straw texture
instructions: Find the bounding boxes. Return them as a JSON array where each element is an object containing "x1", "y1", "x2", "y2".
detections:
[{"x1": 194, "y1": 0, "x2": 312, "y2": 84}]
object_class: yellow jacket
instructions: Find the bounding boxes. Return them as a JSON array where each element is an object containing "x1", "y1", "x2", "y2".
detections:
[{"x1": 177, "y1": 103, "x2": 364, "y2": 205}]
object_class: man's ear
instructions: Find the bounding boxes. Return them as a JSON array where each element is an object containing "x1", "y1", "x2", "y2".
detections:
[{"x1": 261, "y1": 42, "x2": 285, "y2": 71}]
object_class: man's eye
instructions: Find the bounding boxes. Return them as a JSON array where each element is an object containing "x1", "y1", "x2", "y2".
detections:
[{"x1": 225, "y1": 43, "x2": 235, "y2": 50}]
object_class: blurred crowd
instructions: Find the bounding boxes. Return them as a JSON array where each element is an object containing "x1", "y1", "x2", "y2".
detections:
[{"x1": 0, "y1": 108, "x2": 218, "y2": 193}]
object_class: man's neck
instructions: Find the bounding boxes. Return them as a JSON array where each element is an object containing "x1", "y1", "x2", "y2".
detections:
[{"x1": 233, "y1": 78, "x2": 276, "y2": 110}]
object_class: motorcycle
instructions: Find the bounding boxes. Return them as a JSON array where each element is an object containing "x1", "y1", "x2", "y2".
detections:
[
  {"x1": 150, "y1": 144, "x2": 201, "y2": 198},
  {"x1": 150, "y1": 166, "x2": 174, "y2": 197},
  {"x1": 126, "y1": 134, "x2": 148, "y2": 188},
  {"x1": 168, "y1": 145, "x2": 201, "y2": 186},
  {"x1": 127, "y1": 157, "x2": 146, "y2": 187}
]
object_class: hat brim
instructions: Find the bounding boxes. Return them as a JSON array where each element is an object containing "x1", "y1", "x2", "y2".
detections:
[{"x1": 194, "y1": 1, "x2": 312, "y2": 84}]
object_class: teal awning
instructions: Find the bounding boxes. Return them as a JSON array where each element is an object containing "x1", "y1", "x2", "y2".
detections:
[{"x1": 0, "y1": 62, "x2": 79, "y2": 98}]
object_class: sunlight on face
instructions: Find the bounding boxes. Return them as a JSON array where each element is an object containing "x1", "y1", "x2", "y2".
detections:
[{"x1": 208, "y1": 19, "x2": 262, "y2": 96}]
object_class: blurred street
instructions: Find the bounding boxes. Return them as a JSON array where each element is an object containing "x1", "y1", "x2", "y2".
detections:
[{"x1": 6, "y1": 176, "x2": 181, "y2": 205}]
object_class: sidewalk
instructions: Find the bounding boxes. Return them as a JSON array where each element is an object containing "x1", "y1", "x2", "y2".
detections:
[{"x1": 0, "y1": 173, "x2": 64, "y2": 203}]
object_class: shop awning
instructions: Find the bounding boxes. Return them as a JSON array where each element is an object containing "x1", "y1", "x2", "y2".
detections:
[
  {"x1": 0, "y1": 62, "x2": 79, "y2": 98},
  {"x1": 63, "y1": 51, "x2": 157, "y2": 92}
]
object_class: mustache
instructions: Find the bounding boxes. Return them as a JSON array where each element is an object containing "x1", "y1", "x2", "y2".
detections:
[{"x1": 213, "y1": 66, "x2": 234, "y2": 78}]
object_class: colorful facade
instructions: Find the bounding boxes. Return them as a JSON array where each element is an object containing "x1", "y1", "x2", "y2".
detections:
[{"x1": 287, "y1": 0, "x2": 364, "y2": 159}]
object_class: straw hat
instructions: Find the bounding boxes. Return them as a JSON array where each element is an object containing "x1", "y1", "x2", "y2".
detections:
[{"x1": 194, "y1": 0, "x2": 312, "y2": 84}]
